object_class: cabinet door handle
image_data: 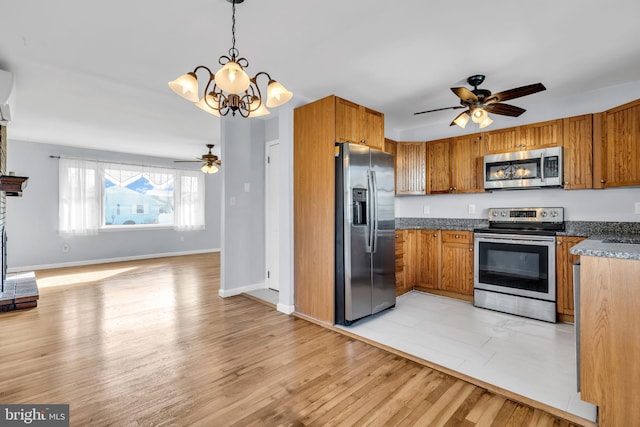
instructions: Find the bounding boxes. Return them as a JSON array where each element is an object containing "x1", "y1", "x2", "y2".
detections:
[
  {"x1": 449, "y1": 187, "x2": 453, "y2": 191},
  {"x1": 564, "y1": 181, "x2": 569, "y2": 185},
  {"x1": 600, "y1": 179, "x2": 606, "y2": 183},
  {"x1": 432, "y1": 234, "x2": 437, "y2": 237},
  {"x1": 469, "y1": 248, "x2": 473, "y2": 252},
  {"x1": 557, "y1": 241, "x2": 562, "y2": 245},
  {"x1": 453, "y1": 187, "x2": 457, "y2": 191}
]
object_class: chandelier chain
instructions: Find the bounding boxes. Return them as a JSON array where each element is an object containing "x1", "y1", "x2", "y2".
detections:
[{"x1": 231, "y1": 1, "x2": 237, "y2": 54}]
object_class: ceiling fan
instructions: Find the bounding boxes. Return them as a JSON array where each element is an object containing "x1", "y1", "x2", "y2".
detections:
[
  {"x1": 414, "y1": 74, "x2": 546, "y2": 129},
  {"x1": 174, "y1": 144, "x2": 221, "y2": 174}
]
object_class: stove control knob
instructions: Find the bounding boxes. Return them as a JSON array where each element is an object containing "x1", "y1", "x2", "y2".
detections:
[
  {"x1": 542, "y1": 211, "x2": 548, "y2": 217},
  {"x1": 501, "y1": 211, "x2": 507, "y2": 217},
  {"x1": 551, "y1": 210, "x2": 558, "y2": 217},
  {"x1": 492, "y1": 211, "x2": 499, "y2": 217}
]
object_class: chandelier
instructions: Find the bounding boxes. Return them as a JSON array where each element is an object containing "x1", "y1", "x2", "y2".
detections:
[{"x1": 168, "y1": 0, "x2": 292, "y2": 118}]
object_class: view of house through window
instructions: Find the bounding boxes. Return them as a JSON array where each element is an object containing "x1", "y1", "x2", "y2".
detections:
[
  {"x1": 58, "y1": 158, "x2": 205, "y2": 236},
  {"x1": 104, "y1": 166, "x2": 175, "y2": 226}
]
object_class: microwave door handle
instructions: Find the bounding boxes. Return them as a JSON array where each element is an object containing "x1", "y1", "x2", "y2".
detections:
[{"x1": 540, "y1": 153, "x2": 545, "y2": 182}]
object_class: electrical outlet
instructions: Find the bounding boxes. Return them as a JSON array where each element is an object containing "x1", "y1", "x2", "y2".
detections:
[
  {"x1": 62, "y1": 243, "x2": 70, "y2": 253},
  {"x1": 635, "y1": 202, "x2": 640, "y2": 214},
  {"x1": 244, "y1": 183, "x2": 250, "y2": 193},
  {"x1": 468, "y1": 204, "x2": 476, "y2": 214},
  {"x1": 423, "y1": 205, "x2": 430, "y2": 215},
  {"x1": 230, "y1": 196, "x2": 236, "y2": 206}
]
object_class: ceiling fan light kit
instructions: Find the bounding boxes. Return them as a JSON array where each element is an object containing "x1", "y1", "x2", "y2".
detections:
[
  {"x1": 414, "y1": 74, "x2": 546, "y2": 130},
  {"x1": 175, "y1": 144, "x2": 222, "y2": 174},
  {"x1": 168, "y1": 0, "x2": 292, "y2": 118}
]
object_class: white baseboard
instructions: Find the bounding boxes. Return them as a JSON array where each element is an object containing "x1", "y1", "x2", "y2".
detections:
[
  {"x1": 7, "y1": 248, "x2": 220, "y2": 273},
  {"x1": 218, "y1": 281, "x2": 265, "y2": 298},
  {"x1": 277, "y1": 303, "x2": 295, "y2": 315}
]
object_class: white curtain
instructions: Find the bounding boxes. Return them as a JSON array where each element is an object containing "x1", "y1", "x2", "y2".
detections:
[
  {"x1": 175, "y1": 170, "x2": 205, "y2": 231},
  {"x1": 58, "y1": 158, "x2": 101, "y2": 236}
]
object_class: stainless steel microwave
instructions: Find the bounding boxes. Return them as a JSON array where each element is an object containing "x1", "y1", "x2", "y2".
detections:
[{"x1": 484, "y1": 147, "x2": 563, "y2": 190}]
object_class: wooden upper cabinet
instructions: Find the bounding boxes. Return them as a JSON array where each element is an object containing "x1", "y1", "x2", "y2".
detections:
[
  {"x1": 427, "y1": 135, "x2": 484, "y2": 194},
  {"x1": 396, "y1": 142, "x2": 427, "y2": 195},
  {"x1": 452, "y1": 134, "x2": 484, "y2": 193},
  {"x1": 335, "y1": 97, "x2": 384, "y2": 150},
  {"x1": 361, "y1": 107, "x2": 384, "y2": 150},
  {"x1": 518, "y1": 119, "x2": 563, "y2": 150},
  {"x1": 383, "y1": 138, "x2": 397, "y2": 156},
  {"x1": 335, "y1": 97, "x2": 360, "y2": 144},
  {"x1": 593, "y1": 98, "x2": 640, "y2": 188},
  {"x1": 484, "y1": 120, "x2": 561, "y2": 154},
  {"x1": 427, "y1": 138, "x2": 453, "y2": 194},
  {"x1": 483, "y1": 126, "x2": 520, "y2": 154},
  {"x1": 562, "y1": 114, "x2": 593, "y2": 190}
]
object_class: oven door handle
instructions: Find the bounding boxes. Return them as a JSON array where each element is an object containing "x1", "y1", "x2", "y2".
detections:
[{"x1": 474, "y1": 234, "x2": 556, "y2": 243}]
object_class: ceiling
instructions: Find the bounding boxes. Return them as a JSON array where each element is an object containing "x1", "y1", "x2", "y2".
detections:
[{"x1": 1, "y1": 0, "x2": 639, "y2": 161}]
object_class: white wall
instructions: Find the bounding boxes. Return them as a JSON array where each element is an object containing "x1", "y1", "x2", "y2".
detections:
[
  {"x1": 6, "y1": 140, "x2": 222, "y2": 270},
  {"x1": 395, "y1": 187, "x2": 640, "y2": 221},
  {"x1": 219, "y1": 118, "x2": 267, "y2": 296}
]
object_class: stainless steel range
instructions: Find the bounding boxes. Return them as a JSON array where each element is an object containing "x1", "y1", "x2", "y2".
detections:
[{"x1": 473, "y1": 207, "x2": 564, "y2": 323}]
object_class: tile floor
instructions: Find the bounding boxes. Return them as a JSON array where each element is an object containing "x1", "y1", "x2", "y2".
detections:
[{"x1": 336, "y1": 290, "x2": 597, "y2": 422}]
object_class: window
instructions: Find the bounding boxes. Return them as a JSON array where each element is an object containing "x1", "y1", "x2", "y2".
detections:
[
  {"x1": 58, "y1": 159, "x2": 205, "y2": 236},
  {"x1": 103, "y1": 163, "x2": 175, "y2": 227}
]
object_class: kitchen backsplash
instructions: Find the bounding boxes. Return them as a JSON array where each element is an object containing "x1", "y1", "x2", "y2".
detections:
[{"x1": 395, "y1": 186, "x2": 640, "y2": 222}]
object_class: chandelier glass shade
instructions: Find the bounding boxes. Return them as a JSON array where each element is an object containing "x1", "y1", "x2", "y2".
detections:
[{"x1": 168, "y1": 0, "x2": 292, "y2": 118}]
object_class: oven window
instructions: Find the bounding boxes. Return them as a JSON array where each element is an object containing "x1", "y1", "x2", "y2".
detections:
[
  {"x1": 486, "y1": 159, "x2": 541, "y2": 182},
  {"x1": 478, "y1": 241, "x2": 549, "y2": 293}
]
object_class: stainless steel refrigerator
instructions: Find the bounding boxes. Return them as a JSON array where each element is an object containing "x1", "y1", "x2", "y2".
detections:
[{"x1": 335, "y1": 143, "x2": 395, "y2": 325}]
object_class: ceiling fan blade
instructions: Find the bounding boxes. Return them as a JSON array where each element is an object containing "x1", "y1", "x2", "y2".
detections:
[
  {"x1": 174, "y1": 160, "x2": 202, "y2": 163},
  {"x1": 449, "y1": 110, "x2": 471, "y2": 127},
  {"x1": 414, "y1": 105, "x2": 464, "y2": 115},
  {"x1": 487, "y1": 83, "x2": 546, "y2": 103},
  {"x1": 451, "y1": 87, "x2": 478, "y2": 103},
  {"x1": 485, "y1": 103, "x2": 526, "y2": 117}
]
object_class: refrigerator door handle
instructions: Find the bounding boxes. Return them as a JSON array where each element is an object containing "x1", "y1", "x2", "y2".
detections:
[
  {"x1": 365, "y1": 170, "x2": 374, "y2": 253},
  {"x1": 370, "y1": 170, "x2": 379, "y2": 253}
]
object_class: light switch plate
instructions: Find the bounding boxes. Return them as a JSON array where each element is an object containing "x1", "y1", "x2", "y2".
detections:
[
  {"x1": 423, "y1": 205, "x2": 430, "y2": 215},
  {"x1": 468, "y1": 204, "x2": 476, "y2": 214}
]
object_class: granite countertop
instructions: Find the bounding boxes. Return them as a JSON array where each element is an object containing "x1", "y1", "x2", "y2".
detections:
[
  {"x1": 396, "y1": 218, "x2": 640, "y2": 260},
  {"x1": 570, "y1": 236, "x2": 640, "y2": 260},
  {"x1": 396, "y1": 218, "x2": 640, "y2": 236}
]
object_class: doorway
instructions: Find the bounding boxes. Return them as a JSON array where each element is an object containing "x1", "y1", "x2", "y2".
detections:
[{"x1": 265, "y1": 140, "x2": 280, "y2": 291}]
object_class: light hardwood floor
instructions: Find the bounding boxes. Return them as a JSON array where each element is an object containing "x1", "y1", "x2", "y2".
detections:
[{"x1": 0, "y1": 253, "x2": 584, "y2": 426}]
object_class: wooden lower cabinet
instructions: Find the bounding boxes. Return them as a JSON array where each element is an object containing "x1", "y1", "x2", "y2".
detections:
[
  {"x1": 555, "y1": 236, "x2": 585, "y2": 320},
  {"x1": 402, "y1": 229, "x2": 440, "y2": 290},
  {"x1": 579, "y1": 255, "x2": 640, "y2": 426},
  {"x1": 401, "y1": 229, "x2": 472, "y2": 299},
  {"x1": 394, "y1": 230, "x2": 408, "y2": 295},
  {"x1": 440, "y1": 231, "x2": 474, "y2": 296}
]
